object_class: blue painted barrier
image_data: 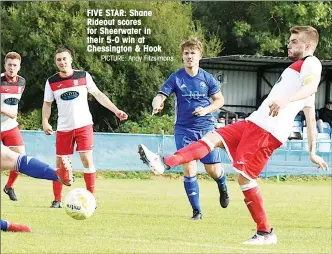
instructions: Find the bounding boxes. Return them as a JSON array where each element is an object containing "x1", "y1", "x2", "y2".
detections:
[{"x1": 20, "y1": 130, "x2": 331, "y2": 177}]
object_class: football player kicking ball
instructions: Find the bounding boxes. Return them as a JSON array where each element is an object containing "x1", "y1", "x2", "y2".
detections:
[
  {"x1": 139, "y1": 26, "x2": 329, "y2": 244},
  {"x1": 1, "y1": 144, "x2": 73, "y2": 232}
]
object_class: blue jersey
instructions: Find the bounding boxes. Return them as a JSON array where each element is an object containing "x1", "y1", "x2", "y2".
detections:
[{"x1": 159, "y1": 68, "x2": 220, "y2": 131}]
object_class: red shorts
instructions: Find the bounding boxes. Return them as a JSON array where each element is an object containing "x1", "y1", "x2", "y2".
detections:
[
  {"x1": 216, "y1": 121, "x2": 282, "y2": 180},
  {"x1": 1, "y1": 127, "x2": 24, "y2": 147},
  {"x1": 56, "y1": 125, "x2": 94, "y2": 156}
]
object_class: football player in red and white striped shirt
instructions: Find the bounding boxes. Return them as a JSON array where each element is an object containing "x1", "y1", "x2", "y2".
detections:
[
  {"x1": 42, "y1": 48, "x2": 128, "y2": 208},
  {"x1": 138, "y1": 26, "x2": 329, "y2": 245},
  {"x1": 1, "y1": 52, "x2": 26, "y2": 201}
]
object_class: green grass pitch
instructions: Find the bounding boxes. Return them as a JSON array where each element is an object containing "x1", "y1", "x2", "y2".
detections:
[{"x1": 1, "y1": 176, "x2": 331, "y2": 253}]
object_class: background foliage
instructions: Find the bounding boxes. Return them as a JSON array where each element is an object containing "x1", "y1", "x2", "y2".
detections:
[
  {"x1": 1, "y1": 1, "x2": 331, "y2": 133},
  {"x1": 192, "y1": 1, "x2": 332, "y2": 58}
]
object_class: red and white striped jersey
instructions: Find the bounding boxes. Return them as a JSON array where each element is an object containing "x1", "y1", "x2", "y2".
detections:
[
  {"x1": 247, "y1": 56, "x2": 322, "y2": 143},
  {"x1": 44, "y1": 70, "x2": 98, "y2": 131},
  {"x1": 1, "y1": 73, "x2": 25, "y2": 131}
]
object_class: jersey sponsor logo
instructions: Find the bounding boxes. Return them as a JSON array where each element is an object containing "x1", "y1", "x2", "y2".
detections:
[
  {"x1": 60, "y1": 91, "x2": 80, "y2": 101},
  {"x1": 4, "y1": 97, "x2": 20, "y2": 105},
  {"x1": 182, "y1": 91, "x2": 207, "y2": 99}
]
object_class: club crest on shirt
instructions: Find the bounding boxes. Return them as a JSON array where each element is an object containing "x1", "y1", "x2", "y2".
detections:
[{"x1": 73, "y1": 80, "x2": 79, "y2": 86}]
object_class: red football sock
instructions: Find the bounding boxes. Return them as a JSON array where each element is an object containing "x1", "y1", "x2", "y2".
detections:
[
  {"x1": 6, "y1": 170, "x2": 19, "y2": 188},
  {"x1": 52, "y1": 181, "x2": 63, "y2": 201},
  {"x1": 164, "y1": 140, "x2": 212, "y2": 167},
  {"x1": 243, "y1": 187, "x2": 271, "y2": 233},
  {"x1": 8, "y1": 222, "x2": 31, "y2": 233},
  {"x1": 84, "y1": 172, "x2": 96, "y2": 194}
]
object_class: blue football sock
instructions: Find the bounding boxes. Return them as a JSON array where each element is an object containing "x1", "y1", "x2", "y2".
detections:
[
  {"x1": 1, "y1": 219, "x2": 9, "y2": 231},
  {"x1": 16, "y1": 155, "x2": 59, "y2": 181},
  {"x1": 184, "y1": 175, "x2": 201, "y2": 212},
  {"x1": 214, "y1": 168, "x2": 227, "y2": 188}
]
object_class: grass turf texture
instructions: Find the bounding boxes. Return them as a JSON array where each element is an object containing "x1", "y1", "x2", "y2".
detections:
[{"x1": 1, "y1": 174, "x2": 331, "y2": 253}]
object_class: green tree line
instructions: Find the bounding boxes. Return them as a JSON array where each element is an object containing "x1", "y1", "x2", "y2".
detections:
[{"x1": 1, "y1": 1, "x2": 331, "y2": 134}]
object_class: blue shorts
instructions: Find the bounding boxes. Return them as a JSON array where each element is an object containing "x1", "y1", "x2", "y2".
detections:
[{"x1": 174, "y1": 127, "x2": 221, "y2": 164}]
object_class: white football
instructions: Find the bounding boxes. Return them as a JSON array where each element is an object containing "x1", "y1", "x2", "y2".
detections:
[{"x1": 64, "y1": 188, "x2": 96, "y2": 220}]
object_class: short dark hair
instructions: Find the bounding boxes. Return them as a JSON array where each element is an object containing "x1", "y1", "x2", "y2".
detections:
[
  {"x1": 326, "y1": 99, "x2": 332, "y2": 105},
  {"x1": 55, "y1": 47, "x2": 72, "y2": 56}
]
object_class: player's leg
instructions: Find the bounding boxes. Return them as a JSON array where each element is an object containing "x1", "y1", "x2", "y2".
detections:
[
  {"x1": 76, "y1": 125, "x2": 95, "y2": 195},
  {"x1": 200, "y1": 125, "x2": 230, "y2": 209},
  {"x1": 238, "y1": 174, "x2": 277, "y2": 245},
  {"x1": 2, "y1": 127, "x2": 25, "y2": 201},
  {"x1": 79, "y1": 151, "x2": 96, "y2": 194},
  {"x1": 4, "y1": 146, "x2": 25, "y2": 201},
  {"x1": 204, "y1": 163, "x2": 229, "y2": 208},
  {"x1": 50, "y1": 157, "x2": 64, "y2": 208},
  {"x1": 183, "y1": 161, "x2": 202, "y2": 220},
  {"x1": 232, "y1": 122, "x2": 281, "y2": 245},
  {"x1": 138, "y1": 131, "x2": 223, "y2": 173},
  {"x1": 1, "y1": 145, "x2": 73, "y2": 185},
  {"x1": 51, "y1": 130, "x2": 75, "y2": 208},
  {"x1": 1, "y1": 218, "x2": 31, "y2": 233},
  {"x1": 174, "y1": 131, "x2": 202, "y2": 220},
  {"x1": 138, "y1": 121, "x2": 246, "y2": 173}
]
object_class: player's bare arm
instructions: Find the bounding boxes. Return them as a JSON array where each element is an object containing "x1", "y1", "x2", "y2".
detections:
[
  {"x1": 288, "y1": 72, "x2": 319, "y2": 102},
  {"x1": 269, "y1": 73, "x2": 320, "y2": 117},
  {"x1": 42, "y1": 101, "x2": 53, "y2": 135},
  {"x1": 152, "y1": 94, "x2": 166, "y2": 115},
  {"x1": 193, "y1": 92, "x2": 224, "y2": 116},
  {"x1": 1, "y1": 108, "x2": 18, "y2": 119},
  {"x1": 90, "y1": 88, "x2": 128, "y2": 121},
  {"x1": 303, "y1": 106, "x2": 329, "y2": 171}
]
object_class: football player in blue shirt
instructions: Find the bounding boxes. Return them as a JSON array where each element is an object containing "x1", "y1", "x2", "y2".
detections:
[{"x1": 148, "y1": 37, "x2": 229, "y2": 219}]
